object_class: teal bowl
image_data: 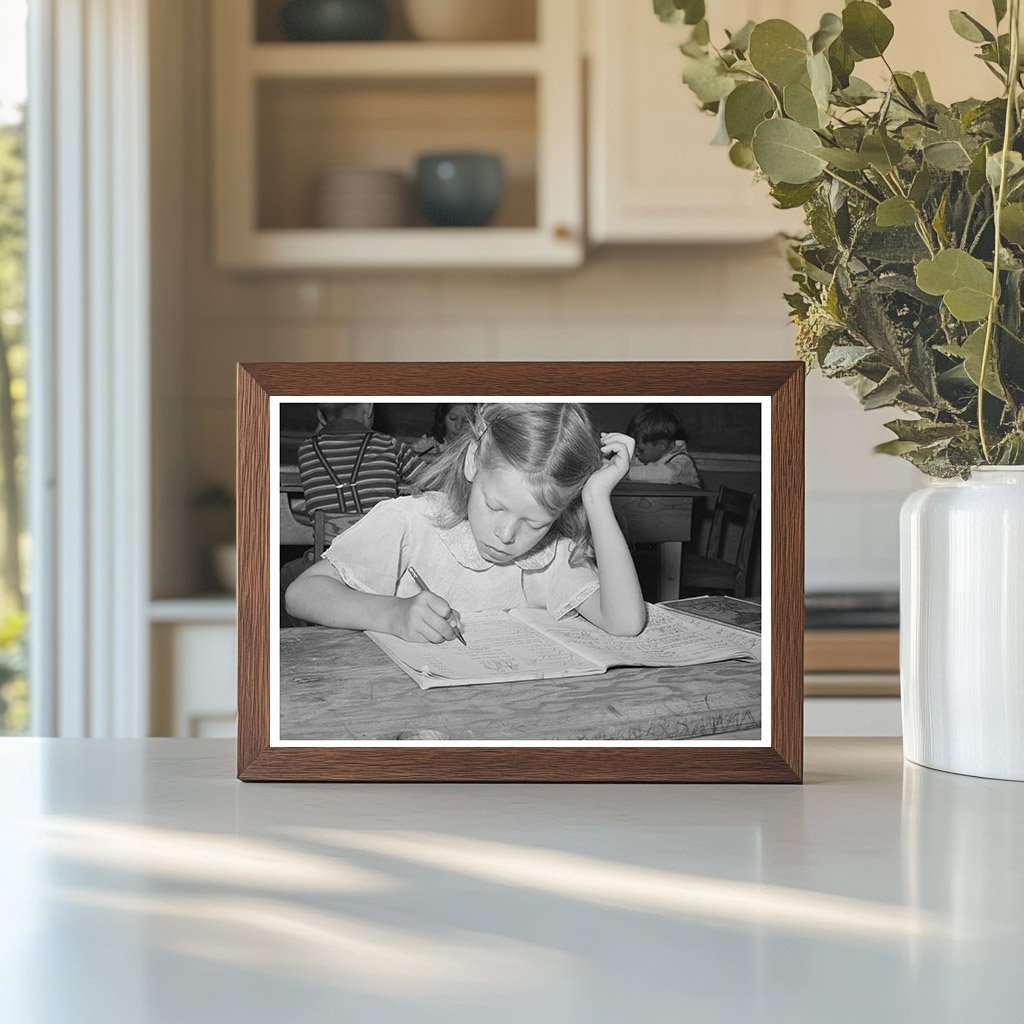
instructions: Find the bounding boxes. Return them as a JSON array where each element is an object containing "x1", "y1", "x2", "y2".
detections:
[
  {"x1": 281, "y1": 0, "x2": 388, "y2": 42},
  {"x1": 415, "y1": 153, "x2": 505, "y2": 228}
]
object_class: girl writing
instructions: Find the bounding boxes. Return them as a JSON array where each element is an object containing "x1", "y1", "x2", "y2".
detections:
[{"x1": 284, "y1": 402, "x2": 647, "y2": 642}]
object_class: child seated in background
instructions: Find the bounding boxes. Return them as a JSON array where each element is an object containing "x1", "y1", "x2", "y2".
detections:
[
  {"x1": 298, "y1": 401, "x2": 422, "y2": 519},
  {"x1": 625, "y1": 405, "x2": 702, "y2": 486},
  {"x1": 411, "y1": 403, "x2": 475, "y2": 456},
  {"x1": 281, "y1": 403, "x2": 422, "y2": 625}
]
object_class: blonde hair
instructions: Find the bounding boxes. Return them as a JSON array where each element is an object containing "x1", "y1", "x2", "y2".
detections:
[{"x1": 414, "y1": 402, "x2": 602, "y2": 565}]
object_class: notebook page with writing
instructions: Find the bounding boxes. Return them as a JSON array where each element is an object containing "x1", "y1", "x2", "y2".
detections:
[
  {"x1": 512, "y1": 604, "x2": 759, "y2": 669},
  {"x1": 365, "y1": 611, "x2": 604, "y2": 686}
]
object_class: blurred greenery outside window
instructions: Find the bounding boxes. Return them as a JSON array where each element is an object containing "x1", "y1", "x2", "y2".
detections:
[{"x1": 1, "y1": 0, "x2": 28, "y2": 734}]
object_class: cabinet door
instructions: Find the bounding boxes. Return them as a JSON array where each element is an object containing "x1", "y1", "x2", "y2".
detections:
[
  {"x1": 588, "y1": 0, "x2": 814, "y2": 242},
  {"x1": 588, "y1": 0, "x2": 998, "y2": 244}
]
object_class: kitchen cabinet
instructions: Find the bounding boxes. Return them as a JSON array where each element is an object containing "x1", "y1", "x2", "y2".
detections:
[
  {"x1": 586, "y1": 0, "x2": 999, "y2": 244},
  {"x1": 211, "y1": 0, "x2": 583, "y2": 268},
  {"x1": 150, "y1": 601, "x2": 237, "y2": 738}
]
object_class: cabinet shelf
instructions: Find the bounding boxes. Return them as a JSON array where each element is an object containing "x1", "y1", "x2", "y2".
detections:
[
  {"x1": 217, "y1": 226, "x2": 579, "y2": 270},
  {"x1": 249, "y1": 42, "x2": 544, "y2": 78}
]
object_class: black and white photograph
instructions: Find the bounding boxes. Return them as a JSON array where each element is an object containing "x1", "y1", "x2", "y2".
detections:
[{"x1": 270, "y1": 396, "x2": 769, "y2": 746}]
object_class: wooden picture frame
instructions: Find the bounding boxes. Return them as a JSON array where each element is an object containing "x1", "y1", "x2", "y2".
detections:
[{"x1": 237, "y1": 362, "x2": 804, "y2": 782}]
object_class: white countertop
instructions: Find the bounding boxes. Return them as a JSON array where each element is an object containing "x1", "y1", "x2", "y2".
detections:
[{"x1": 1, "y1": 738, "x2": 1021, "y2": 1023}]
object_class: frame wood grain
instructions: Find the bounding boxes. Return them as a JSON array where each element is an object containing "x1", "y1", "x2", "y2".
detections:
[{"x1": 237, "y1": 362, "x2": 804, "y2": 782}]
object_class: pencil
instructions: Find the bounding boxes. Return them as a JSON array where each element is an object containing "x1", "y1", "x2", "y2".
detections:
[{"x1": 407, "y1": 565, "x2": 467, "y2": 646}]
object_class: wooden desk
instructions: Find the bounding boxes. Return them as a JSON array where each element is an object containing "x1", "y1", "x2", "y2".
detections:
[
  {"x1": 279, "y1": 626, "x2": 762, "y2": 742},
  {"x1": 612, "y1": 482, "x2": 715, "y2": 600}
]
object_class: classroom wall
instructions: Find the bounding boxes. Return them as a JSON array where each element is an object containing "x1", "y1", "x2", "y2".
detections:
[
  {"x1": 283, "y1": 402, "x2": 762, "y2": 454},
  {"x1": 151, "y1": 0, "x2": 921, "y2": 598}
]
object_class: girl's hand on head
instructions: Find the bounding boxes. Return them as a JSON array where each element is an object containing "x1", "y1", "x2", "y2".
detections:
[
  {"x1": 394, "y1": 591, "x2": 461, "y2": 644},
  {"x1": 583, "y1": 432, "x2": 636, "y2": 503}
]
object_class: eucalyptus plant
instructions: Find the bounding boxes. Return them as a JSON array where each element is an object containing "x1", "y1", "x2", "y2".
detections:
[{"x1": 657, "y1": 0, "x2": 1024, "y2": 476}]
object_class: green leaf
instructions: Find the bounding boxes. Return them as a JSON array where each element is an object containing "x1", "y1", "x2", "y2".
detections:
[
  {"x1": 723, "y1": 81, "x2": 775, "y2": 144},
  {"x1": 770, "y1": 180, "x2": 820, "y2": 209},
  {"x1": 860, "y1": 133, "x2": 904, "y2": 173},
  {"x1": 653, "y1": 0, "x2": 682, "y2": 24},
  {"x1": 932, "y1": 190, "x2": 950, "y2": 246},
  {"x1": 944, "y1": 325, "x2": 1006, "y2": 398},
  {"x1": 807, "y1": 52, "x2": 833, "y2": 110},
  {"x1": 748, "y1": 20, "x2": 809, "y2": 87},
  {"x1": 912, "y1": 71, "x2": 935, "y2": 104},
  {"x1": 948, "y1": 10, "x2": 994, "y2": 44},
  {"x1": 682, "y1": 57, "x2": 736, "y2": 103},
  {"x1": 915, "y1": 249, "x2": 994, "y2": 322},
  {"x1": 784, "y1": 80, "x2": 824, "y2": 129},
  {"x1": 986, "y1": 150, "x2": 1024, "y2": 191},
  {"x1": 891, "y1": 72, "x2": 922, "y2": 109},
  {"x1": 1000, "y1": 203, "x2": 1024, "y2": 245},
  {"x1": 862, "y1": 374, "x2": 903, "y2": 409},
  {"x1": 876, "y1": 197, "x2": 918, "y2": 228},
  {"x1": 751, "y1": 118, "x2": 828, "y2": 184},
  {"x1": 967, "y1": 144, "x2": 991, "y2": 194},
  {"x1": 908, "y1": 164, "x2": 933, "y2": 205},
  {"x1": 993, "y1": 0, "x2": 1008, "y2": 24},
  {"x1": 653, "y1": 0, "x2": 705, "y2": 26},
  {"x1": 884, "y1": 418, "x2": 963, "y2": 443},
  {"x1": 813, "y1": 146, "x2": 872, "y2": 170},
  {"x1": 874, "y1": 438, "x2": 922, "y2": 455},
  {"x1": 810, "y1": 12, "x2": 843, "y2": 54},
  {"x1": 827, "y1": 36, "x2": 855, "y2": 89},
  {"x1": 807, "y1": 191, "x2": 841, "y2": 248},
  {"x1": 691, "y1": 19, "x2": 710, "y2": 45},
  {"x1": 923, "y1": 140, "x2": 972, "y2": 171},
  {"x1": 724, "y1": 20, "x2": 755, "y2": 53},
  {"x1": 836, "y1": 76, "x2": 879, "y2": 105},
  {"x1": 729, "y1": 140, "x2": 757, "y2": 169},
  {"x1": 682, "y1": 0, "x2": 705, "y2": 25},
  {"x1": 842, "y1": 1, "x2": 894, "y2": 59}
]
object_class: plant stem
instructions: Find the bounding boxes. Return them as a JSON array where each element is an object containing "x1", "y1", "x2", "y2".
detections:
[
  {"x1": 968, "y1": 213, "x2": 994, "y2": 253},
  {"x1": 884, "y1": 171, "x2": 938, "y2": 255},
  {"x1": 750, "y1": 69, "x2": 784, "y2": 117},
  {"x1": 997, "y1": 319, "x2": 1024, "y2": 345},
  {"x1": 822, "y1": 167, "x2": 880, "y2": 204},
  {"x1": 978, "y1": 0, "x2": 1021, "y2": 462},
  {"x1": 962, "y1": 190, "x2": 979, "y2": 249}
]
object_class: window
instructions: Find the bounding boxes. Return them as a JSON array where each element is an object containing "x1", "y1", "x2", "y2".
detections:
[{"x1": 0, "y1": 0, "x2": 28, "y2": 734}]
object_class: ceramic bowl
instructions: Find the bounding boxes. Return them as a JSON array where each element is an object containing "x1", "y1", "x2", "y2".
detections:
[
  {"x1": 281, "y1": 0, "x2": 388, "y2": 42},
  {"x1": 403, "y1": 0, "x2": 534, "y2": 42},
  {"x1": 414, "y1": 152, "x2": 504, "y2": 227},
  {"x1": 315, "y1": 168, "x2": 407, "y2": 228}
]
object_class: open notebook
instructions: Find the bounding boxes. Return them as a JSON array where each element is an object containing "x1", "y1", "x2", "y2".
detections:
[{"x1": 365, "y1": 603, "x2": 761, "y2": 690}]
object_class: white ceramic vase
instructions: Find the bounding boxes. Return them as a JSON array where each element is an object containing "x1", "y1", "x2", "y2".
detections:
[{"x1": 900, "y1": 466, "x2": 1024, "y2": 781}]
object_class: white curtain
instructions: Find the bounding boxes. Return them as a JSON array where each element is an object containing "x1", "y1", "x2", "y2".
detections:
[{"x1": 28, "y1": 0, "x2": 150, "y2": 736}]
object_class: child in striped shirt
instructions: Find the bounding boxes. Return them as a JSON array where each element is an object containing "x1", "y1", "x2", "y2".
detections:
[{"x1": 297, "y1": 402, "x2": 421, "y2": 519}]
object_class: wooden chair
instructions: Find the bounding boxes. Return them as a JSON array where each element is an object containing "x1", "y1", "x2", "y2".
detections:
[
  {"x1": 280, "y1": 509, "x2": 364, "y2": 627},
  {"x1": 312, "y1": 509, "x2": 363, "y2": 559},
  {"x1": 681, "y1": 486, "x2": 760, "y2": 598}
]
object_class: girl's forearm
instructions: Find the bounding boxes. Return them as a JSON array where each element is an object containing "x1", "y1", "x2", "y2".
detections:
[
  {"x1": 286, "y1": 575, "x2": 402, "y2": 631},
  {"x1": 582, "y1": 493, "x2": 647, "y2": 636}
]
